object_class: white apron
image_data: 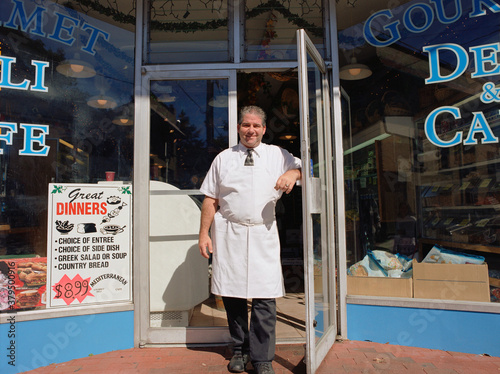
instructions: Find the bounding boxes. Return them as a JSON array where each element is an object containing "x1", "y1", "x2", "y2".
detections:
[{"x1": 209, "y1": 147, "x2": 285, "y2": 299}]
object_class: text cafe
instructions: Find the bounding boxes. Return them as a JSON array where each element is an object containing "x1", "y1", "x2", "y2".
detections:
[{"x1": 1, "y1": 0, "x2": 500, "y2": 373}]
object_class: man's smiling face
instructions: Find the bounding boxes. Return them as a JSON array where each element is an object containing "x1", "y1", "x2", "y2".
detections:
[{"x1": 238, "y1": 112, "x2": 266, "y2": 148}]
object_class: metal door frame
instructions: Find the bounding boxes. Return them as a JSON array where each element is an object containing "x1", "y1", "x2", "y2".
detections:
[
  {"x1": 131, "y1": 0, "x2": 347, "y2": 354},
  {"x1": 135, "y1": 69, "x2": 237, "y2": 346},
  {"x1": 297, "y1": 29, "x2": 337, "y2": 373}
]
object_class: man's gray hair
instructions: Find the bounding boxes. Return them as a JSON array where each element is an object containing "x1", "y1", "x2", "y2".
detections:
[{"x1": 238, "y1": 106, "x2": 267, "y2": 127}]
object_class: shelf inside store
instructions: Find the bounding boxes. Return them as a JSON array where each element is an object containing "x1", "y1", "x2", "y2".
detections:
[
  {"x1": 418, "y1": 157, "x2": 500, "y2": 180},
  {"x1": 422, "y1": 204, "x2": 500, "y2": 211},
  {"x1": 419, "y1": 238, "x2": 500, "y2": 255}
]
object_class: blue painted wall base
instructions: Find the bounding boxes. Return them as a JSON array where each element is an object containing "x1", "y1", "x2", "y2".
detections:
[
  {"x1": 1, "y1": 311, "x2": 134, "y2": 374},
  {"x1": 4, "y1": 304, "x2": 498, "y2": 373},
  {"x1": 347, "y1": 303, "x2": 500, "y2": 357}
]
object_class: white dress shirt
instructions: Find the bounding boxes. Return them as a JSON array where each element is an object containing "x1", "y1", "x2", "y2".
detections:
[{"x1": 200, "y1": 142, "x2": 301, "y2": 298}]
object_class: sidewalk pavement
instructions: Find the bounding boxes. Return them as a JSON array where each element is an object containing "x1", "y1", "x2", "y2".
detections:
[{"x1": 22, "y1": 340, "x2": 500, "y2": 373}]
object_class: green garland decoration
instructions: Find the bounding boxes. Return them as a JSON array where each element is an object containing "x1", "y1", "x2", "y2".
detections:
[
  {"x1": 150, "y1": 18, "x2": 228, "y2": 33},
  {"x1": 69, "y1": 0, "x2": 136, "y2": 25},
  {"x1": 64, "y1": 0, "x2": 322, "y2": 36},
  {"x1": 245, "y1": 0, "x2": 323, "y2": 37}
]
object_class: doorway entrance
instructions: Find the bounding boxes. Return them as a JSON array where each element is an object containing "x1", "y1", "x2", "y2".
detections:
[
  {"x1": 137, "y1": 30, "x2": 337, "y2": 374},
  {"x1": 236, "y1": 71, "x2": 306, "y2": 343},
  {"x1": 142, "y1": 70, "x2": 306, "y2": 344}
]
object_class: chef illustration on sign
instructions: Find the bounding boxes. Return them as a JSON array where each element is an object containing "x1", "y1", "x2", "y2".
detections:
[{"x1": 198, "y1": 106, "x2": 302, "y2": 374}]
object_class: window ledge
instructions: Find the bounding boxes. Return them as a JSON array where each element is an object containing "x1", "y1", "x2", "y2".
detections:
[
  {"x1": 0, "y1": 302, "x2": 134, "y2": 324},
  {"x1": 347, "y1": 295, "x2": 500, "y2": 314}
]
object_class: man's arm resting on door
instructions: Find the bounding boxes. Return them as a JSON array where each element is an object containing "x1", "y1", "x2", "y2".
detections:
[{"x1": 275, "y1": 169, "x2": 302, "y2": 194}]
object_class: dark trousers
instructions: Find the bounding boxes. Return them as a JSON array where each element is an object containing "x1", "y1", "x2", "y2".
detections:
[{"x1": 222, "y1": 297, "x2": 277, "y2": 364}]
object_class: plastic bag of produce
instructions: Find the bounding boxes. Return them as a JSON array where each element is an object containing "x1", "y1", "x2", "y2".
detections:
[
  {"x1": 368, "y1": 250, "x2": 413, "y2": 278},
  {"x1": 423, "y1": 245, "x2": 485, "y2": 264},
  {"x1": 347, "y1": 254, "x2": 387, "y2": 277},
  {"x1": 347, "y1": 250, "x2": 413, "y2": 278}
]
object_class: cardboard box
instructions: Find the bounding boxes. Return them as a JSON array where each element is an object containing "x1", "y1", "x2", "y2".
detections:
[
  {"x1": 413, "y1": 262, "x2": 490, "y2": 302},
  {"x1": 347, "y1": 275, "x2": 413, "y2": 298}
]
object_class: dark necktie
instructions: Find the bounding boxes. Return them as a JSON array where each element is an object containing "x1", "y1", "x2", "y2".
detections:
[{"x1": 244, "y1": 148, "x2": 254, "y2": 166}]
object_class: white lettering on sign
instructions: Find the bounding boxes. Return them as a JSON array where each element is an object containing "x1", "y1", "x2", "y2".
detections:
[
  {"x1": 0, "y1": 0, "x2": 114, "y2": 157},
  {"x1": 0, "y1": 122, "x2": 50, "y2": 156},
  {"x1": 364, "y1": 0, "x2": 500, "y2": 48},
  {"x1": 423, "y1": 42, "x2": 500, "y2": 84},
  {"x1": 425, "y1": 107, "x2": 499, "y2": 147},
  {"x1": 362, "y1": 0, "x2": 500, "y2": 147},
  {"x1": 1, "y1": 0, "x2": 109, "y2": 55},
  {"x1": 0, "y1": 56, "x2": 49, "y2": 91}
]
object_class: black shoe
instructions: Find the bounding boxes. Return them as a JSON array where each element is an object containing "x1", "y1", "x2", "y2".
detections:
[
  {"x1": 253, "y1": 362, "x2": 274, "y2": 374},
  {"x1": 228, "y1": 353, "x2": 249, "y2": 373}
]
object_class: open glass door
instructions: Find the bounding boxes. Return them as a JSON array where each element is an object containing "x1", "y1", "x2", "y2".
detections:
[
  {"x1": 137, "y1": 70, "x2": 237, "y2": 345},
  {"x1": 297, "y1": 29, "x2": 337, "y2": 373}
]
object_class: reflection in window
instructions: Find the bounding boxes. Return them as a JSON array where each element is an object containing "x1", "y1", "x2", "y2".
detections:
[
  {"x1": 244, "y1": 0, "x2": 325, "y2": 61},
  {"x1": 0, "y1": 1, "x2": 135, "y2": 259},
  {"x1": 150, "y1": 80, "x2": 228, "y2": 189},
  {"x1": 340, "y1": 1, "x2": 500, "y2": 302},
  {"x1": 148, "y1": 0, "x2": 229, "y2": 63}
]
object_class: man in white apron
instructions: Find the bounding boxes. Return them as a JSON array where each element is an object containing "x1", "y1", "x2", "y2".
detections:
[{"x1": 199, "y1": 106, "x2": 301, "y2": 374}]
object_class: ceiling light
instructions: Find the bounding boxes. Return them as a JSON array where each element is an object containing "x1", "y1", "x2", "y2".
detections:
[
  {"x1": 339, "y1": 58, "x2": 372, "y2": 80},
  {"x1": 87, "y1": 95, "x2": 117, "y2": 109},
  {"x1": 209, "y1": 95, "x2": 228, "y2": 107},
  {"x1": 112, "y1": 117, "x2": 133, "y2": 126},
  {"x1": 279, "y1": 133, "x2": 297, "y2": 140},
  {"x1": 157, "y1": 94, "x2": 176, "y2": 103},
  {"x1": 57, "y1": 59, "x2": 96, "y2": 78},
  {"x1": 152, "y1": 83, "x2": 176, "y2": 103}
]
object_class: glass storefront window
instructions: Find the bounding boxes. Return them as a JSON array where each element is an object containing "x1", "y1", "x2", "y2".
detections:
[
  {"x1": 244, "y1": 0, "x2": 325, "y2": 61},
  {"x1": 149, "y1": 79, "x2": 228, "y2": 189},
  {"x1": 147, "y1": 0, "x2": 229, "y2": 64},
  {"x1": 0, "y1": 0, "x2": 135, "y2": 311},
  {"x1": 147, "y1": 0, "x2": 327, "y2": 64},
  {"x1": 148, "y1": 79, "x2": 228, "y2": 329},
  {"x1": 339, "y1": 1, "x2": 500, "y2": 303}
]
